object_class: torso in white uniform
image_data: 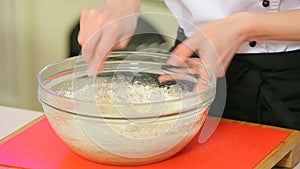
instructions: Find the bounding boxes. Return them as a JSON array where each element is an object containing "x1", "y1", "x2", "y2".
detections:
[{"x1": 164, "y1": 0, "x2": 300, "y2": 53}]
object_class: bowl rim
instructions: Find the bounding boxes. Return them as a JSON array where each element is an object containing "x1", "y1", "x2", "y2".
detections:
[{"x1": 37, "y1": 51, "x2": 216, "y2": 118}]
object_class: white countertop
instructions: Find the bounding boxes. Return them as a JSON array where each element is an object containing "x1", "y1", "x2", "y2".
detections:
[{"x1": 0, "y1": 105, "x2": 43, "y2": 141}]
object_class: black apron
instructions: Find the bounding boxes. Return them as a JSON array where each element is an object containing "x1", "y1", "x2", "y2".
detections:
[{"x1": 173, "y1": 28, "x2": 300, "y2": 130}]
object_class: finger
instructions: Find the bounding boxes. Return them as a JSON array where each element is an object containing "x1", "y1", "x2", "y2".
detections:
[
  {"x1": 189, "y1": 57, "x2": 202, "y2": 64},
  {"x1": 94, "y1": 53, "x2": 109, "y2": 76},
  {"x1": 189, "y1": 58, "x2": 211, "y2": 84},
  {"x1": 158, "y1": 68, "x2": 202, "y2": 83},
  {"x1": 113, "y1": 37, "x2": 131, "y2": 50},
  {"x1": 167, "y1": 43, "x2": 195, "y2": 66},
  {"x1": 81, "y1": 29, "x2": 102, "y2": 64},
  {"x1": 158, "y1": 73, "x2": 207, "y2": 92},
  {"x1": 161, "y1": 58, "x2": 203, "y2": 81},
  {"x1": 167, "y1": 32, "x2": 203, "y2": 65},
  {"x1": 87, "y1": 28, "x2": 119, "y2": 77},
  {"x1": 77, "y1": 8, "x2": 89, "y2": 45},
  {"x1": 158, "y1": 74, "x2": 197, "y2": 85},
  {"x1": 78, "y1": 7, "x2": 106, "y2": 63},
  {"x1": 159, "y1": 57, "x2": 211, "y2": 90},
  {"x1": 158, "y1": 64, "x2": 200, "y2": 83}
]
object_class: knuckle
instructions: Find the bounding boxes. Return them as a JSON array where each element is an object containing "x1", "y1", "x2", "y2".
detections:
[
  {"x1": 82, "y1": 45, "x2": 93, "y2": 54},
  {"x1": 82, "y1": 55, "x2": 92, "y2": 63},
  {"x1": 115, "y1": 40, "x2": 128, "y2": 49},
  {"x1": 77, "y1": 33, "x2": 84, "y2": 45},
  {"x1": 80, "y1": 8, "x2": 89, "y2": 18}
]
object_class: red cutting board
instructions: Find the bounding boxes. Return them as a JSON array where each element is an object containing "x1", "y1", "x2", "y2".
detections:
[{"x1": 0, "y1": 118, "x2": 288, "y2": 169}]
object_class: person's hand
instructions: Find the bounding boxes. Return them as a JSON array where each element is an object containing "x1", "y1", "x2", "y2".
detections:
[
  {"x1": 78, "y1": 0, "x2": 140, "y2": 76},
  {"x1": 166, "y1": 13, "x2": 252, "y2": 77}
]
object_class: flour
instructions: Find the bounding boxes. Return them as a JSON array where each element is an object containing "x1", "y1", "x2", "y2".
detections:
[
  {"x1": 58, "y1": 80, "x2": 189, "y2": 104},
  {"x1": 46, "y1": 73, "x2": 206, "y2": 163}
]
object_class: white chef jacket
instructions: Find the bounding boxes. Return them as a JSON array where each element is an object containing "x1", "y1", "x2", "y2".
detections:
[{"x1": 164, "y1": 0, "x2": 300, "y2": 53}]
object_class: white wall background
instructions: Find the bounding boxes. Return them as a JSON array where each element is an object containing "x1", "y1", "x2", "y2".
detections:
[{"x1": 0, "y1": 0, "x2": 177, "y2": 111}]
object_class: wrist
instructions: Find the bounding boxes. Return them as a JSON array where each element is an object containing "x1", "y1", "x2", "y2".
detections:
[
  {"x1": 230, "y1": 12, "x2": 277, "y2": 42},
  {"x1": 228, "y1": 12, "x2": 259, "y2": 43}
]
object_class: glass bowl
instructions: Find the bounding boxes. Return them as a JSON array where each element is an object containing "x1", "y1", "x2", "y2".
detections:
[{"x1": 37, "y1": 51, "x2": 216, "y2": 166}]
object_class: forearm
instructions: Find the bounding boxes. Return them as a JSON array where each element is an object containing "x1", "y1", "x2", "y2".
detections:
[{"x1": 239, "y1": 10, "x2": 300, "y2": 41}]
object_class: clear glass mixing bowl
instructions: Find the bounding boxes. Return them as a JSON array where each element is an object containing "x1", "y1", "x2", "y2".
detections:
[{"x1": 37, "y1": 51, "x2": 216, "y2": 166}]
